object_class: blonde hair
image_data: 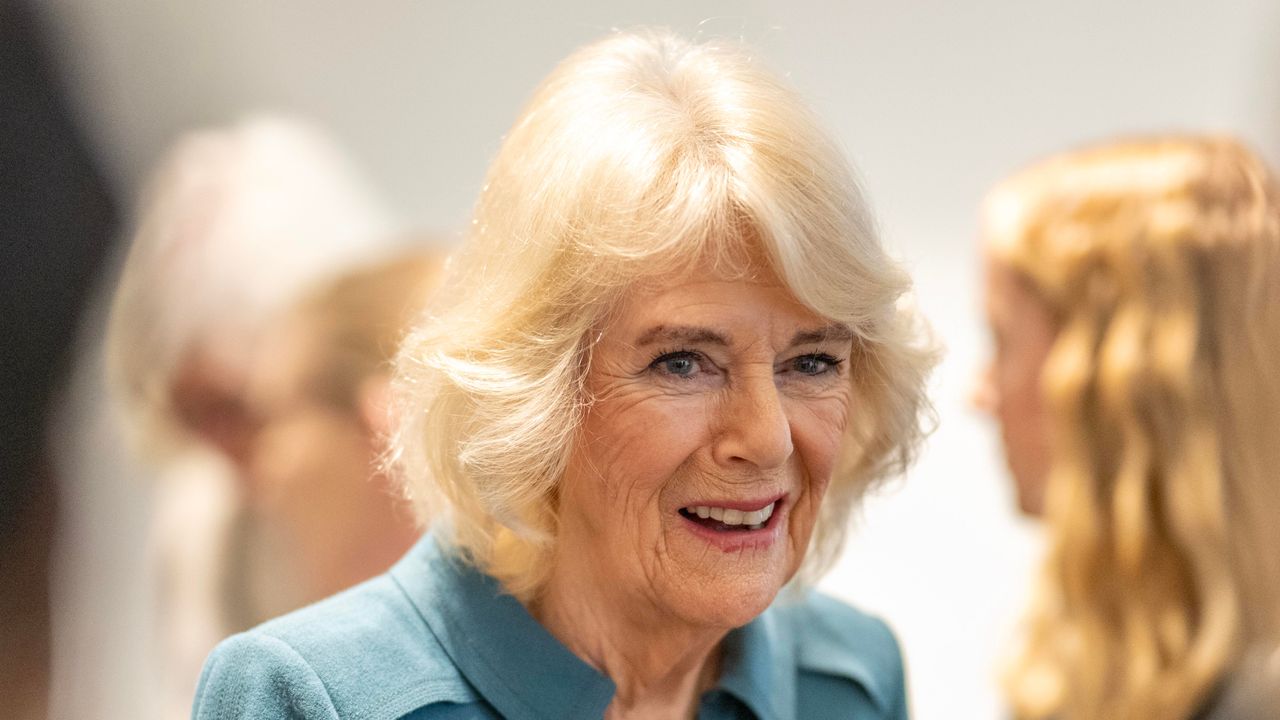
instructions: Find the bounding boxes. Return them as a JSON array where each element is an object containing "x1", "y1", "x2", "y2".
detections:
[
  {"x1": 984, "y1": 136, "x2": 1280, "y2": 720},
  {"x1": 107, "y1": 115, "x2": 391, "y2": 458},
  {"x1": 393, "y1": 30, "x2": 935, "y2": 600}
]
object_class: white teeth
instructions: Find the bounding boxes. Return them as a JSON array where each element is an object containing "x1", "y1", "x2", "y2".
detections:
[{"x1": 684, "y1": 501, "x2": 777, "y2": 527}]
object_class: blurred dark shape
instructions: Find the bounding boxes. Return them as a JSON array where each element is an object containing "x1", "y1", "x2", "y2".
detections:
[
  {"x1": 0, "y1": 0, "x2": 119, "y2": 718},
  {"x1": 0, "y1": 0, "x2": 117, "y2": 537}
]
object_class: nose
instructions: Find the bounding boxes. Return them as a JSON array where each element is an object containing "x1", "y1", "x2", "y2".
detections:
[
  {"x1": 970, "y1": 360, "x2": 997, "y2": 415},
  {"x1": 712, "y1": 372, "x2": 794, "y2": 470}
]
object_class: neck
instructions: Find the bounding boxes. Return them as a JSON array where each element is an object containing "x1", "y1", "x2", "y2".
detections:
[{"x1": 533, "y1": 556, "x2": 727, "y2": 720}]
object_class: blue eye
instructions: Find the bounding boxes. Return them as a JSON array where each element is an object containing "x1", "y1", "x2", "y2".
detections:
[
  {"x1": 651, "y1": 351, "x2": 701, "y2": 378},
  {"x1": 792, "y1": 354, "x2": 840, "y2": 376}
]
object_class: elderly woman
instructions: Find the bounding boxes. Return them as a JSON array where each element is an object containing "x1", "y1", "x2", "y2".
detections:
[
  {"x1": 195, "y1": 31, "x2": 932, "y2": 720},
  {"x1": 973, "y1": 137, "x2": 1280, "y2": 720},
  {"x1": 102, "y1": 115, "x2": 391, "y2": 719}
]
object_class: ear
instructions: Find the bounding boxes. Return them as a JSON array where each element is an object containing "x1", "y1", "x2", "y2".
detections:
[{"x1": 356, "y1": 374, "x2": 393, "y2": 441}]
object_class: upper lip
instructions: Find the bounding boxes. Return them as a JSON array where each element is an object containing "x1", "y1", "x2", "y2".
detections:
[{"x1": 678, "y1": 493, "x2": 787, "y2": 513}]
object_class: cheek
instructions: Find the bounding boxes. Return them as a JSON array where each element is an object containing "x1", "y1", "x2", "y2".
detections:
[
  {"x1": 789, "y1": 394, "x2": 852, "y2": 484},
  {"x1": 782, "y1": 395, "x2": 851, "y2": 545},
  {"x1": 994, "y1": 359, "x2": 1052, "y2": 495},
  {"x1": 1005, "y1": 348, "x2": 1050, "y2": 425},
  {"x1": 254, "y1": 415, "x2": 361, "y2": 495},
  {"x1": 250, "y1": 422, "x2": 306, "y2": 505},
  {"x1": 586, "y1": 399, "x2": 698, "y2": 485},
  {"x1": 566, "y1": 392, "x2": 709, "y2": 533}
]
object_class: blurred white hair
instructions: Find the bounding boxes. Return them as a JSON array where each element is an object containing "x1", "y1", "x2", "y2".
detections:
[{"x1": 107, "y1": 114, "x2": 395, "y2": 458}]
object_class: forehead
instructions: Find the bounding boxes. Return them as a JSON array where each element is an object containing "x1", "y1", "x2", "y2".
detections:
[
  {"x1": 608, "y1": 274, "x2": 834, "y2": 341},
  {"x1": 983, "y1": 257, "x2": 1057, "y2": 345},
  {"x1": 984, "y1": 256, "x2": 1033, "y2": 310},
  {"x1": 249, "y1": 317, "x2": 322, "y2": 401}
]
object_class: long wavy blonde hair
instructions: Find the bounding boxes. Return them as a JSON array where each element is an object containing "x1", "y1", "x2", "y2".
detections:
[{"x1": 984, "y1": 136, "x2": 1280, "y2": 720}]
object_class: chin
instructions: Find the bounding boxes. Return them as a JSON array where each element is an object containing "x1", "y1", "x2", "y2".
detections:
[
  {"x1": 1011, "y1": 471, "x2": 1047, "y2": 517},
  {"x1": 1016, "y1": 490, "x2": 1046, "y2": 518},
  {"x1": 1006, "y1": 459, "x2": 1048, "y2": 518},
  {"x1": 662, "y1": 567, "x2": 791, "y2": 629}
]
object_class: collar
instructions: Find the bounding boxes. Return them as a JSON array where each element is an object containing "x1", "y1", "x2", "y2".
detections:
[
  {"x1": 391, "y1": 534, "x2": 813, "y2": 720},
  {"x1": 715, "y1": 606, "x2": 797, "y2": 720},
  {"x1": 391, "y1": 534, "x2": 616, "y2": 720}
]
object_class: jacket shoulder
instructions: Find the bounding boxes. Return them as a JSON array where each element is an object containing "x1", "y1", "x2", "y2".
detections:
[
  {"x1": 194, "y1": 631, "x2": 337, "y2": 719},
  {"x1": 194, "y1": 574, "x2": 476, "y2": 719}
]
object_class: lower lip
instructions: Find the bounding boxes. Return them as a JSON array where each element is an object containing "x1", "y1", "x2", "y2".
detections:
[{"x1": 677, "y1": 501, "x2": 787, "y2": 552}]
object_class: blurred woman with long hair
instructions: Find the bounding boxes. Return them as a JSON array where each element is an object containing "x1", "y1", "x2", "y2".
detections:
[{"x1": 974, "y1": 136, "x2": 1280, "y2": 720}]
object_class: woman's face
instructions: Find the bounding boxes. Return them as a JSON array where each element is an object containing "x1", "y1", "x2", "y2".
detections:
[
  {"x1": 973, "y1": 256, "x2": 1057, "y2": 516},
  {"x1": 245, "y1": 318, "x2": 419, "y2": 601},
  {"x1": 245, "y1": 322, "x2": 375, "y2": 515},
  {"x1": 556, "y1": 271, "x2": 855, "y2": 629}
]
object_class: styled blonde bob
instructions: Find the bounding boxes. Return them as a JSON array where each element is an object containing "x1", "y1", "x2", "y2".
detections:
[
  {"x1": 393, "y1": 30, "x2": 934, "y2": 600},
  {"x1": 984, "y1": 136, "x2": 1280, "y2": 720}
]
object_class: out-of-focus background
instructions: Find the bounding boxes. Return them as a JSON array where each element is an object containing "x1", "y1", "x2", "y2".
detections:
[{"x1": 6, "y1": 1, "x2": 1279, "y2": 718}]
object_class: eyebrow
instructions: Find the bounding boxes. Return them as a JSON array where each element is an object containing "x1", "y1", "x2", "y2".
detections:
[
  {"x1": 635, "y1": 325, "x2": 731, "y2": 347},
  {"x1": 788, "y1": 324, "x2": 856, "y2": 348},
  {"x1": 633, "y1": 323, "x2": 855, "y2": 349}
]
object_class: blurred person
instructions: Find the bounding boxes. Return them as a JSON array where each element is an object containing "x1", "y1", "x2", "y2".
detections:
[
  {"x1": 244, "y1": 251, "x2": 443, "y2": 607},
  {"x1": 193, "y1": 30, "x2": 934, "y2": 720},
  {"x1": 101, "y1": 115, "x2": 393, "y2": 719},
  {"x1": 974, "y1": 136, "x2": 1280, "y2": 720}
]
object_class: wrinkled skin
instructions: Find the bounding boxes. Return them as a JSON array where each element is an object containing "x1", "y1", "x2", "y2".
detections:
[{"x1": 537, "y1": 271, "x2": 855, "y2": 717}]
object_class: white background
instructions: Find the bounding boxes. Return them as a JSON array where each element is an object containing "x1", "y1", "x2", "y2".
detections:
[{"x1": 41, "y1": 1, "x2": 1280, "y2": 718}]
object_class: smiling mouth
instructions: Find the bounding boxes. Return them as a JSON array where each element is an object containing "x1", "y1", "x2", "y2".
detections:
[{"x1": 678, "y1": 501, "x2": 778, "y2": 532}]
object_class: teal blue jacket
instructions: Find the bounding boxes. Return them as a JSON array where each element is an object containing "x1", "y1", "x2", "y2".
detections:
[{"x1": 193, "y1": 535, "x2": 909, "y2": 719}]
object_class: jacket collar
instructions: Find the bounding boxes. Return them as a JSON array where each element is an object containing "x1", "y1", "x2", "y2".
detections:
[
  {"x1": 715, "y1": 603, "x2": 797, "y2": 720},
  {"x1": 392, "y1": 535, "x2": 616, "y2": 720},
  {"x1": 391, "y1": 533, "x2": 799, "y2": 720}
]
